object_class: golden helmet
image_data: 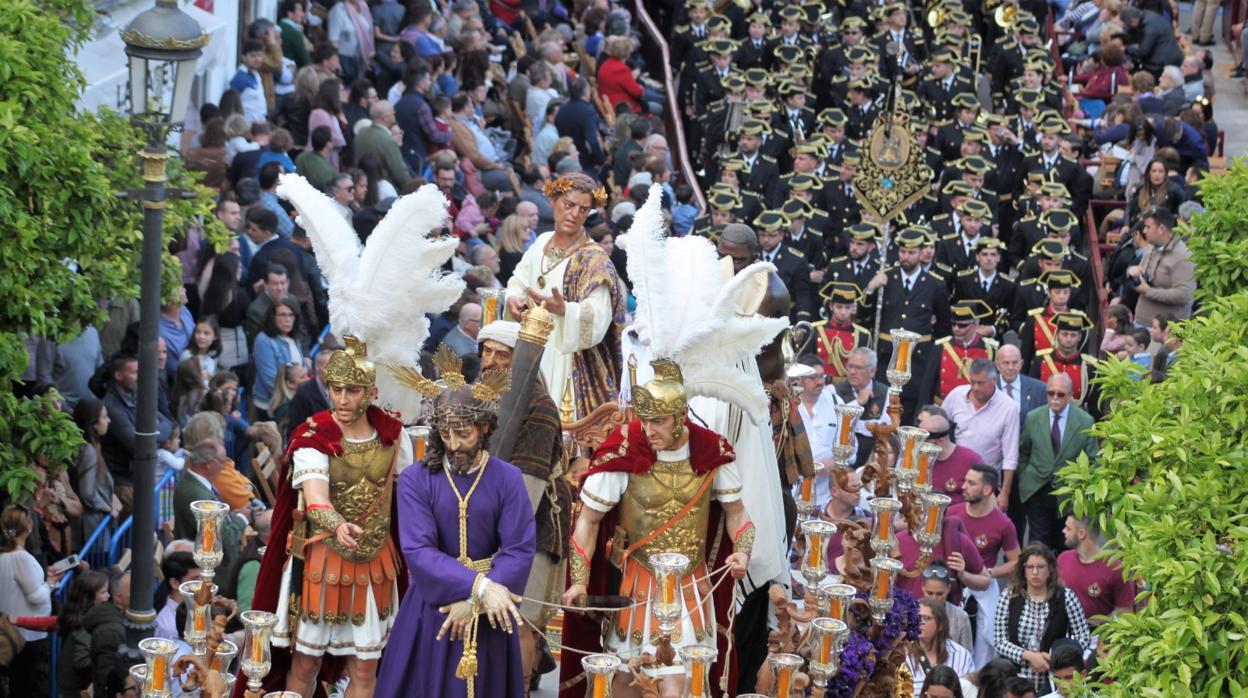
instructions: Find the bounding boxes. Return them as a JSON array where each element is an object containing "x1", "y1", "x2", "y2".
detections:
[
  {"x1": 323, "y1": 335, "x2": 376, "y2": 388},
  {"x1": 632, "y1": 359, "x2": 688, "y2": 421}
]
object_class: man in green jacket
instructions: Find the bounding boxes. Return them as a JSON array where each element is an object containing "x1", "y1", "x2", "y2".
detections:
[
  {"x1": 353, "y1": 100, "x2": 413, "y2": 190},
  {"x1": 279, "y1": 0, "x2": 312, "y2": 68},
  {"x1": 172, "y1": 439, "x2": 250, "y2": 575},
  {"x1": 1017, "y1": 373, "x2": 1098, "y2": 552}
]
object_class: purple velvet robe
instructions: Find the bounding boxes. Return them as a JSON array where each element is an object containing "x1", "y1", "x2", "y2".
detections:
[{"x1": 374, "y1": 456, "x2": 537, "y2": 698}]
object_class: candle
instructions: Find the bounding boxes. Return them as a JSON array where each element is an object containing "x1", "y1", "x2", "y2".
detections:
[
  {"x1": 896, "y1": 339, "x2": 911, "y2": 373},
  {"x1": 591, "y1": 673, "x2": 607, "y2": 698},
  {"x1": 800, "y1": 476, "x2": 813, "y2": 503},
  {"x1": 838, "y1": 414, "x2": 852, "y2": 445},
  {"x1": 877, "y1": 510, "x2": 891, "y2": 537},
  {"x1": 251, "y1": 636, "x2": 264, "y2": 664},
  {"x1": 212, "y1": 656, "x2": 223, "y2": 672},
  {"x1": 819, "y1": 633, "x2": 832, "y2": 664},
  {"x1": 202, "y1": 517, "x2": 216, "y2": 552},
  {"x1": 415, "y1": 437, "x2": 426, "y2": 461},
  {"x1": 874, "y1": 570, "x2": 891, "y2": 601},
  {"x1": 916, "y1": 451, "x2": 931, "y2": 487},
  {"x1": 690, "y1": 661, "x2": 705, "y2": 696},
  {"x1": 775, "y1": 667, "x2": 792, "y2": 698},
  {"x1": 151, "y1": 655, "x2": 167, "y2": 691},
  {"x1": 829, "y1": 597, "x2": 843, "y2": 621},
  {"x1": 662, "y1": 575, "x2": 676, "y2": 605},
  {"x1": 925, "y1": 505, "x2": 940, "y2": 536},
  {"x1": 902, "y1": 439, "x2": 915, "y2": 471},
  {"x1": 483, "y1": 296, "x2": 497, "y2": 325},
  {"x1": 807, "y1": 540, "x2": 822, "y2": 570},
  {"x1": 194, "y1": 604, "x2": 207, "y2": 633}
]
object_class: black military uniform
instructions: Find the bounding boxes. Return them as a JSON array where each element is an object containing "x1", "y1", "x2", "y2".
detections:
[
  {"x1": 953, "y1": 238, "x2": 1017, "y2": 337},
  {"x1": 916, "y1": 48, "x2": 977, "y2": 126},
  {"x1": 934, "y1": 199, "x2": 992, "y2": 274},
  {"x1": 757, "y1": 209, "x2": 818, "y2": 322},
  {"x1": 874, "y1": 227, "x2": 953, "y2": 422}
]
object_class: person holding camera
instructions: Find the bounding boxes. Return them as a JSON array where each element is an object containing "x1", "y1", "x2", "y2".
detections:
[{"x1": 1128, "y1": 207, "x2": 1195, "y2": 327}]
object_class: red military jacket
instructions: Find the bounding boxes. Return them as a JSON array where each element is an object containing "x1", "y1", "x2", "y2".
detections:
[
  {"x1": 813, "y1": 319, "x2": 871, "y2": 381},
  {"x1": 934, "y1": 335, "x2": 999, "y2": 399},
  {"x1": 1035, "y1": 349, "x2": 1097, "y2": 406}
]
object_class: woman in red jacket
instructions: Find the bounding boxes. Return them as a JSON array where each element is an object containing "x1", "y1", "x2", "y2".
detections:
[
  {"x1": 1073, "y1": 43, "x2": 1131, "y2": 101},
  {"x1": 597, "y1": 35, "x2": 664, "y2": 116}
]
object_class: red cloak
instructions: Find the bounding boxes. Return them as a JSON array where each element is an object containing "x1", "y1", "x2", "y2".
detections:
[
  {"x1": 232, "y1": 406, "x2": 407, "y2": 698},
  {"x1": 558, "y1": 420, "x2": 741, "y2": 697}
]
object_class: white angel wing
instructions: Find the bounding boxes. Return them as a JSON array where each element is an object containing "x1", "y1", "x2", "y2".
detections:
[{"x1": 275, "y1": 174, "x2": 363, "y2": 334}]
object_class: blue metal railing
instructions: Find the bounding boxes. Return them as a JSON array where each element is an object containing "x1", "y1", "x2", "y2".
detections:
[{"x1": 50, "y1": 467, "x2": 179, "y2": 698}]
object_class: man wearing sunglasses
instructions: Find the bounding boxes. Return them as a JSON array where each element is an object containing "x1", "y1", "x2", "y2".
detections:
[{"x1": 1016, "y1": 373, "x2": 1099, "y2": 552}]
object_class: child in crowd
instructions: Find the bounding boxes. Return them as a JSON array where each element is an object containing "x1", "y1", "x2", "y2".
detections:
[
  {"x1": 1120, "y1": 327, "x2": 1153, "y2": 378},
  {"x1": 181, "y1": 319, "x2": 221, "y2": 388},
  {"x1": 429, "y1": 95, "x2": 454, "y2": 157},
  {"x1": 157, "y1": 424, "x2": 186, "y2": 478},
  {"x1": 670, "y1": 183, "x2": 698, "y2": 237}
]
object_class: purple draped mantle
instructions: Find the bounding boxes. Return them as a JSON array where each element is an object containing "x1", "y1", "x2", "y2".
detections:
[{"x1": 374, "y1": 456, "x2": 537, "y2": 698}]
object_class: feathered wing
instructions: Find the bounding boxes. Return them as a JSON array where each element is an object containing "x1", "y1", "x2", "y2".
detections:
[
  {"x1": 275, "y1": 174, "x2": 363, "y2": 333},
  {"x1": 663, "y1": 235, "x2": 722, "y2": 355}
]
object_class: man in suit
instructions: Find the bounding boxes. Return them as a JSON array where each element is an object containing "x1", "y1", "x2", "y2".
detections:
[
  {"x1": 243, "y1": 205, "x2": 306, "y2": 292},
  {"x1": 1014, "y1": 373, "x2": 1098, "y2": 551},
  {"x1": 1121, "y1": 7, "x2": 1185, "y2": 76},
  {"x1": 173, "y1": 439, "x2": 250, "y2": 574},
  {"x1": 833, "y1": 346, "x2": 892, "y2": 469},
  {"x1": 757, "y1": 210, "x2": 817, "y2": 322}
]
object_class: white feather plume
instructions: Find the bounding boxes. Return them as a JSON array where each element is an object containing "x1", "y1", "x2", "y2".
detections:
[
  {"x1": 621, "y1": 187, "x2": 789, "y2": 423},
  {"x1": 276, "y1": 174, "x2": 465, "y2": 422},
  {"x1": 275, "y1": 175, "x2": 362, "y2": 333}
]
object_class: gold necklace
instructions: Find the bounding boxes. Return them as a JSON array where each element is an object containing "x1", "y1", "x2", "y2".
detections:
[
  {"x1": 443, "y1": 451, "x2": 490, "y2": 565},
  {"x1": 537, "y1": 233, "x2": 586, "y2": 288}
]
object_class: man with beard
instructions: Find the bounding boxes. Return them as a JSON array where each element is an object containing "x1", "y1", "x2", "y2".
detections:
[
  {"x1": 477, "y1": 320, "x2": 570, "y2": 691},
  {"x1": 374, "y1": 352, "x2": 536, "y2": 697},
  {"x1": 947, "y1": 463, "x2": 1021, "y2": 666},
  {"x1": 560, "y1": 360, "x2": 753, "y2": 697},
  {"x1": 247, "y1": 337, "x2": 414, "y2": 698}
]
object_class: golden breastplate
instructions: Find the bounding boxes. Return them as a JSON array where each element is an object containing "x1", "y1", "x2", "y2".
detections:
[
  {"x1": 326, "y1": 438, "x2": 395, "y2": 562},
  {"x1": 618, "y1": 458, "x2": 713, "y2": 571}
]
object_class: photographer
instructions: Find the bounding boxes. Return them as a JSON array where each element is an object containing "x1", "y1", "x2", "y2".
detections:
[{"x1": 1128, "y1": 207, "x2": 1195, "y2": 326}]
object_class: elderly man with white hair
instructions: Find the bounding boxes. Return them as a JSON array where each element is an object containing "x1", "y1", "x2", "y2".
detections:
[
  {"x1": 477, "y1": 320, "x2": 570, "y2": 691},
  {"x1": 1156, "y1": 64, "x2": 1188, "y2": 115}
]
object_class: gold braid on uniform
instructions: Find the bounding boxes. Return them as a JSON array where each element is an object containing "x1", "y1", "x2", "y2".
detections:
[{"x1": 732, "y1": 521, "x2": 756, "y2": 556}]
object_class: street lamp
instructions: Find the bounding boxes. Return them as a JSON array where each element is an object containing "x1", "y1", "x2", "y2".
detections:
[{"x1": 119, "y1": 0, "x2": 206, "y2": 648}]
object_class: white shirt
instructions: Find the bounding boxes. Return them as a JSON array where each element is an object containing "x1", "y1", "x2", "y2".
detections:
[
  {"x1": 795, "y1": 388, "x2": 857, "y2": 509},
  {"x1": 0, "y1": 549, "x2": 51, "y2": 641},
  {"x1": 942, "y1": 384, "x2": 1020, "y2": 471}
]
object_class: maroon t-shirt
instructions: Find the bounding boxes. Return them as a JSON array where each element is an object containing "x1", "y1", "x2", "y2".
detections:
[
  {"x1": 897, "y1": 517, "x2": 984, "y2": 603},
  {"x1": 931, "y1": 445, "x2": 982, "y2": 505},
  {"x1": 946, "y1": 502, "x2": 1019, "y2": 570},
  {"x1": 1057, "y1": 549, "x2": 1136, "y2": 622}
]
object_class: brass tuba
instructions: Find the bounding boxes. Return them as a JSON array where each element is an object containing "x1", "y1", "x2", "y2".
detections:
[
  {"x1": 926, "y1": 5, "x2": 947, "y2": 27},
  {"x1": 994, "y1": 3, "x2": 1019, "y2": 29}
]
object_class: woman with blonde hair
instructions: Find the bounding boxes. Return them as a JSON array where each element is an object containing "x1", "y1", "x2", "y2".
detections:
[
  {"x1": 0, "y1": 504, "x2": 64, "y2": 696},
  {"x1": 496, "y1": 213, "x2": 533, "y2": 285}
]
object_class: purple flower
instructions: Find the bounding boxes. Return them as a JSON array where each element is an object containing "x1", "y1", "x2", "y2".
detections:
[{"x1": 822, "y1": 590, "x2": 922, "y2": 697}]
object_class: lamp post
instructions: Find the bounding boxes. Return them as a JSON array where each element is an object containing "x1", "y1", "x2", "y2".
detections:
[{"x1": 120, "y1": 0, "x2": 206, "y2": 648}]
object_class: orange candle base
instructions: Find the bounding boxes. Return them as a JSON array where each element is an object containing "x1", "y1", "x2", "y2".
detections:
[
  {"x1": 807, "y1": 543, "x2": 822, "y2": 570},
  {"x1": 830, "y1": 598, "x2": 843, "y2": 620},
  {"x1": 690, "y1": 662, "x2": 705, "y2": 696},
  {"x1": 591, "y1": 673, "x2": 607, "y2": 698},
  {"x1": 925, "y1": 507, "x2": 940, "y2": 536},
  {"x1": 776, "y1": 668, "x2": 792, "y2": 698},
  {"x1": 875, "y1": 573, "x2": 891, "y2": 601},
  {"x1": 819, "y1": 634, "x2": 832, "y2": 664},
  {"x1": 251, "y1": 637, "x2": 264, "y2": 664},
  {"x1": 202, "y1": 518, "x2": 216, "y2": 552},
  {"x1": 415, "y1": 440, "x2": 426, "y2": 462},
  {"x1": 800, "y1": 476, "x2": 813, "y2": 502},
  {"x1": 151, "y1": 655, "x2": 167, "y2": 691},
  {"x1": 662, "y1": 576, "x2": 675, "y2": 605}
]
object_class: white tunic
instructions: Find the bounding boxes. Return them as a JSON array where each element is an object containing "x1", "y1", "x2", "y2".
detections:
[
  {"x1": 580, "y1": 443, "x2": 742, "y2": 669},
  {"x1": 272, "y1": 430, "x2": 413, "y2": 658},
  {"x1": 505, "y1": 231, "x2": 614, "y2": 419}
]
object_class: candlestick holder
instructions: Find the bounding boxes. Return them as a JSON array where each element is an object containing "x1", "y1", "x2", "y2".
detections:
[
  {"x1": 408, "y1": 425, "x2": 431, "y2": 462},
  {"x1": 914, "y1": 443, "x2": 941, "y2": 493},
  {"x1": 649, "y1": 552, "x2": 690, "y2": 638},
  {"x1": 582, "y1": 654, "x2": 621, "y2": 698},
  {"x1": 479, "y1": 288, "x2": 506, "y2": 326},
  {"x1": 139, "y1": 637, "x2": 180, "y2": 698},
  {"x1": 868, "y1": 557, "x2": 903, "y2": 623},
  {"x1": 894, "y1": 427, "x2": 929, "y2": 494},
  {"x1": 916, "y1": 492, "x2": 951, "y2": 557},
  {"x1": 795, "y1": 463, "x2": 824, "y2": 520},
  {"x1": 178, "y1": 580, "x2": 219, "y2": 656},
  {"x1": 885, "y1": 329, "x2": 921, "y2": 390},
  {"x1": 800, "y1": 520, "x2": 837, "y2": 593},
  {"x1": 808, "y1": 617, "x2": 848, "y2": 680},
  {"x1": 817, "y1": 581, "x2": 857, "y2": 631},
  {"x1": 129, "y1": 664, "x2": 148, "y2": 695},
  {"x1": 679, "y1": 644, "x2": 716, "y2": 698},
  {"x1": 768, "y1": 653, "x2": 804, "y2": 697},
  {"x1": 240, "y1": 610, "x2": 278, "y2": 696},
  {"x1": 211, "y1": 638, "x2": 238, "y2": 676},
  {"x1": 831, "y1": 404, "x2": 863, "y2": 469},
  {"x1": 191, "y1": 500, "x2": 229, "y2": 580},
  {"x1": 869, "y1": 497, "x2": 902, "y2": 556}
]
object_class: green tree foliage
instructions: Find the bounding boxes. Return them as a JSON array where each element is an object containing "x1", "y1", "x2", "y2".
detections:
[
  {"x1": 0, "y1": 0, "x2": 224, "y2": 499},
  {"x1": 1057, "y1": 162, "x2": 1248, "y2": 696}
]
